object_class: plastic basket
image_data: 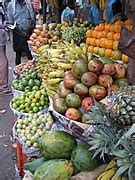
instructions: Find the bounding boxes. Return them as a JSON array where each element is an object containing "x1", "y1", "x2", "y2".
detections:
[
  {"x1": 11, "y1": 87, "x2": 23, "y2": 97},
  {"x1": 10, "y1": 101, "x2": 49, "y2": 118}
]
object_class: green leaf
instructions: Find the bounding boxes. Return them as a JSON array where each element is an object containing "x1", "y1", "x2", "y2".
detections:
[{"x1": 115, "y1": 164, "x2": 130, "y2": 176}]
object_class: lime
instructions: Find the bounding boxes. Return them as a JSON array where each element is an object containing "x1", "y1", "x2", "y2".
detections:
[
  {"x1": 40, "y1": 100, "x2": 45, "y2": 106},
  {"x1": 35, "y1": 91, "x2": 41, "y2": 99},
  {"x1": 25, "y1": 102, "x2": 31, "y2": 107},
  {"x1": 28, "y1": 79, "x2": 35, "y2": 87},
  {"x1": 20, "y1": 104, "x2": 24, "y2": 110},
  {"x1": 25, "y1": 75, "x2": 31, "y2": 80},
  {"x1": 15, "y1": 101, "x2": 20, "y2": 106},
  {"x1": 32, "y1": 98, "x2": 37, "y2": 103},
  {"x1": 22, "y1": 78, "x2": 28, "y2": 86},
  {"x1": 12, "y1": 103, "x2": 17, "y2": 109},
  {"x1": 33, "y1": 107, "x2": 39, "y2": 113},
  {"x1": 25, "y1": 107, "x2": 30, "y2": 112},
  {"x1": 34, "y1": 79, "x2": 41, "y2": 86},
  {"x1": 18, "y1": 84, "x2": 24, "y2": 91},
  {"x1": 40, "y1": 94, "x2": 45, "y2": 101},
  {"x1": 29, "y1": 111, "x2": 33, "y2": 114},
  {"x1": 39, "y1": 106, "x2": 43, "y2": 111},
  {"x1": 29, "y1": 94, "x2": 35, "y2": 100},
  {"x1": 32, "y1": 86, "x2": 39, "y2": 91},
  {"x1": 31, "y1": 72, "x2": 37, "y2": 79},
  {"x1": 31, "y1": 103, "x2": 35, "y2": 108}
]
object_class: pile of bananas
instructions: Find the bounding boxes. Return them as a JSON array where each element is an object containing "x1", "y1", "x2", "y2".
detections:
[
  {"x1": 35, "y1": 41, "x2": 88, "y2": 96},
  {"x1": 97, "y1": 160, "x2": 128, "y2": 180}
]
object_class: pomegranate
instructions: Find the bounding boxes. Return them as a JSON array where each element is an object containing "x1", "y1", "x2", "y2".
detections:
[
  {"x1": 89, "y1": 84, "x2": 107, "y2": 100},
  {"x1": 88, "y1": 59, "x2": 103, "y2": 73},
  {"x1": 98, "y1": 75, "x2": 113, "y2": 88},
  {"x1": 65, "y1": 108, "x2": 82, "y2": 121},
  {"x1": 102, "y1": 64, "x2": 116, "y2": 75}
]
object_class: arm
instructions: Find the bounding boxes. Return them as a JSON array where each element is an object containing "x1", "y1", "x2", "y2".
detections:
[
  {"x1": 0, "y1": 24, "x2": 6, "y2": 29},
  {"x1": 7, "y1": 2, "x2": 14, "y2": 23}
]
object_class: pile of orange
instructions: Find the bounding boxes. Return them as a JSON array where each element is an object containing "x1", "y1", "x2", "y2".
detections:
[{"x1": 86, "y1": 19, "x2": 133, "y2": 63}]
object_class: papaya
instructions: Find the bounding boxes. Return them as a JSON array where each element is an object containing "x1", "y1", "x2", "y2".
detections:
[
  {"x1": 34, "y1": 159, "x2": 74, "y2": 180},
  {"x1": 25, "y1": 157, "x2": 45, "y2": 174},
  {"x1": 38, "y1": 130, "x2": 77, "y2": 160}
]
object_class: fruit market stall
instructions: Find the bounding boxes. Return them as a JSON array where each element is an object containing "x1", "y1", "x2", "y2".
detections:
[{"x1": 9, "y1": 14, "x2": 135, "y2": 179}]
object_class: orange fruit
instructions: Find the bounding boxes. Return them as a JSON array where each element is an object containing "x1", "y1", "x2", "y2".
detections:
[
  {"x1": 105, "y1": 24, "x2": 111, "y2": 31},
  {"x1": 100, "y1": 38, "x2": 106, "y2": 48},
  {"x1": 95, "y1": 26, "x2": 100, "y2": 31},
  {"x1": 122, "y1": 54, "x2": 129, "y2": 63},
  {"x1": 89, "y1": 38, "x2": 96, "y2": 46},
  {"x1": 92, "y1": 30, "x2": 98, "y2": 38},
  {"x1": 86, "y1": 38, "x2": 91, "y2": 45},
  {"x1": 93, "y1": 47, "x2": 100, "y2": 54},
  {"x1": 88, "y1": 46, "x2": 94, "y2": 53},
  {"x1": 115, "y1": 20, "x2": 124, "y2": 26},
  {"x1": 114, "y1": 33, "x2": 120, "y2": 41},
  {"x1": 107, "y1": 32, "x2": 115, "y2": 40},
  {"x1": 97, "y1": 31, "x2": 102, "y2": 39},
  {"x1": 101, "y1": 30, "x2": 108, "y2": 38},
  {"x1": 105, "y1": 49, "x2": 113, "y2": 57},
  {"x1": 95, "y1": 39, "x2": 100, "y2": 47},
  {"x1": 98, "y1": 23, "x2": 105, "y2": 31},
  {"x1": 114, "y1": 24, "x2": 121, "y2": 33},
  {"x1": 86, "y1": 30, "x2": 92, "y2": 37},
  {"x1": 110, "y1": 25, "x2": 115, "y2": 32},
  {"x1": 113, "y1": 41, "x2": 119, "y2": 50},
  {"x1": 105, "y1": 39, "x2": 113, "y2": 49}
]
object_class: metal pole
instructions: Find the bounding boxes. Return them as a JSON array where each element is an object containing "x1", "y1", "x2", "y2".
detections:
[{"x1": 43, "y1": 0, "x2": 47, "y2": 23}]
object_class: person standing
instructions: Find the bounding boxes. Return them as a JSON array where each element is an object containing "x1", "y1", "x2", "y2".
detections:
[
  {"x1": 7, "y1": 0, "x2": 35, "y2": 65},
  {"x1": 61, "y1": 0, "x2": 75, "y2": 23}
]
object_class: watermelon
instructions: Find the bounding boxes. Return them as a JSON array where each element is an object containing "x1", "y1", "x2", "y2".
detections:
[
  {"x1": 71, "y1": 144, "x2": 99, "y2": 171},
  {"x1": 38, "y1": 130, "x2": 77, "y2": 160},
  {"x1": 34, "y1": 159, "x2": 74, "y2": 180}
]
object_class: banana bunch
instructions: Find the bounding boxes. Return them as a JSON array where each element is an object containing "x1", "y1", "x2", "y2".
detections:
[
  {"x1": 35, "y1": 41, "x2": 88, "y2": 96},
  {"x1": 97, "y1": 160, "x2": 128, "y2": 180},
  {"x1": 98, "y1": 0, "x2": 106, "y2": 11}
]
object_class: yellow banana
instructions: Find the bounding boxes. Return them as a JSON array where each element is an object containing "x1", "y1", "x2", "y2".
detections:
[
  {"x1": 100, "y1": 168, "x2": 117, "y2": 180},
  {"x1": 75, "y1": 46, "x2": 82, "y2": 54},
  {"x1": 45, "y1": 88, "x2": 56, "y2": 97},
  {"x1": 49, "y1": 57, "x2": 62, "y2": 62},
  {"x1": 97, "y1": 171, "x2": 110, "y2": 180},
  {"x1": 111, "y1": 175, "x2": 122, "y2": 180},
  {"x1": 49, "y1": 49, "x2": 63, "y2": 54},
  {"x1": 82, "y1": 46, "x2": 87, "y2": 54},
  {"x1": 48, "y1": 70, "x2": 64, "y2": 78},
  {"x1": 57, "y1": 62, "x2": 72, "y2": 70},
  {"x1": 51, "y1": 53, "x2": 61, "y2": 58},
  {"x1": 80, "y1": 54, "x2": 88, "y2": 62},
  {"x1": 47, "y1": 78, "x2": 62, "y2": 85},
  {"x1": 105, "y1": 160, "x2": 117, "y2": 171}
]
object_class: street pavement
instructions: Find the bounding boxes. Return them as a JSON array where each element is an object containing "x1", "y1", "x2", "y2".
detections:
[{"x1": 0, "y1": 41, "x2": 27, "y2": 180}]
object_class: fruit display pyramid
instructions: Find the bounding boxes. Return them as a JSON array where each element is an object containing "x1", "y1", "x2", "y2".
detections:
[{"x1": 86, "y1": 19, "x2": 133, "y2": 63}]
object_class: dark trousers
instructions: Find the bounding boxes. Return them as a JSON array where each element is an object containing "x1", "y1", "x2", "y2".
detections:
[{"x1": 15, "y1": 51, "x2": 33, "y2": 65}]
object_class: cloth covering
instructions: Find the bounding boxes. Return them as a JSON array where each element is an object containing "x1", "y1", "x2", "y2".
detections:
[
  {"x1": 61, "y1": 6, "x2": 75, "y2": 23},
  {"x1": 118, "y1": 26, "x2": 135, "y2": 85}
]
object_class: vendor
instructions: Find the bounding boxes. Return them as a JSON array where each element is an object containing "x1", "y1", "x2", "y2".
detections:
[
  {"x1": 88, "y1": 0, "x2": 100, "y2": 26},
  {"x1": 118, "y1": 0, "x2": 135, "y2": 85},
  {"x1": 61, "y1": 0, "x2": 75, "y2": 23}
]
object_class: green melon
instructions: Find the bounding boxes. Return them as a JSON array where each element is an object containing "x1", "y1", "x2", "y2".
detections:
[
  {"x1": 38, "y1": 130, "x2": 77, "y2": 160},
  {"x1": 71, "y1": 144, "x2": 99, "y2": 171},
  {"x1": 34, "y1": 159, "x2": 74, "y2": 180}
]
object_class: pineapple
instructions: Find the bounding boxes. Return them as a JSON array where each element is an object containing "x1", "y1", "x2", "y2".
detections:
[
  {"x1": 112, "y1": 124, "x2": 135, "y2": 179},
  {"x1": 87, "y1": 102, "x2": 123, "y2": 160},
  {"x1": 108, "y1": 86, "x2": 135, "y2": 125}
]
